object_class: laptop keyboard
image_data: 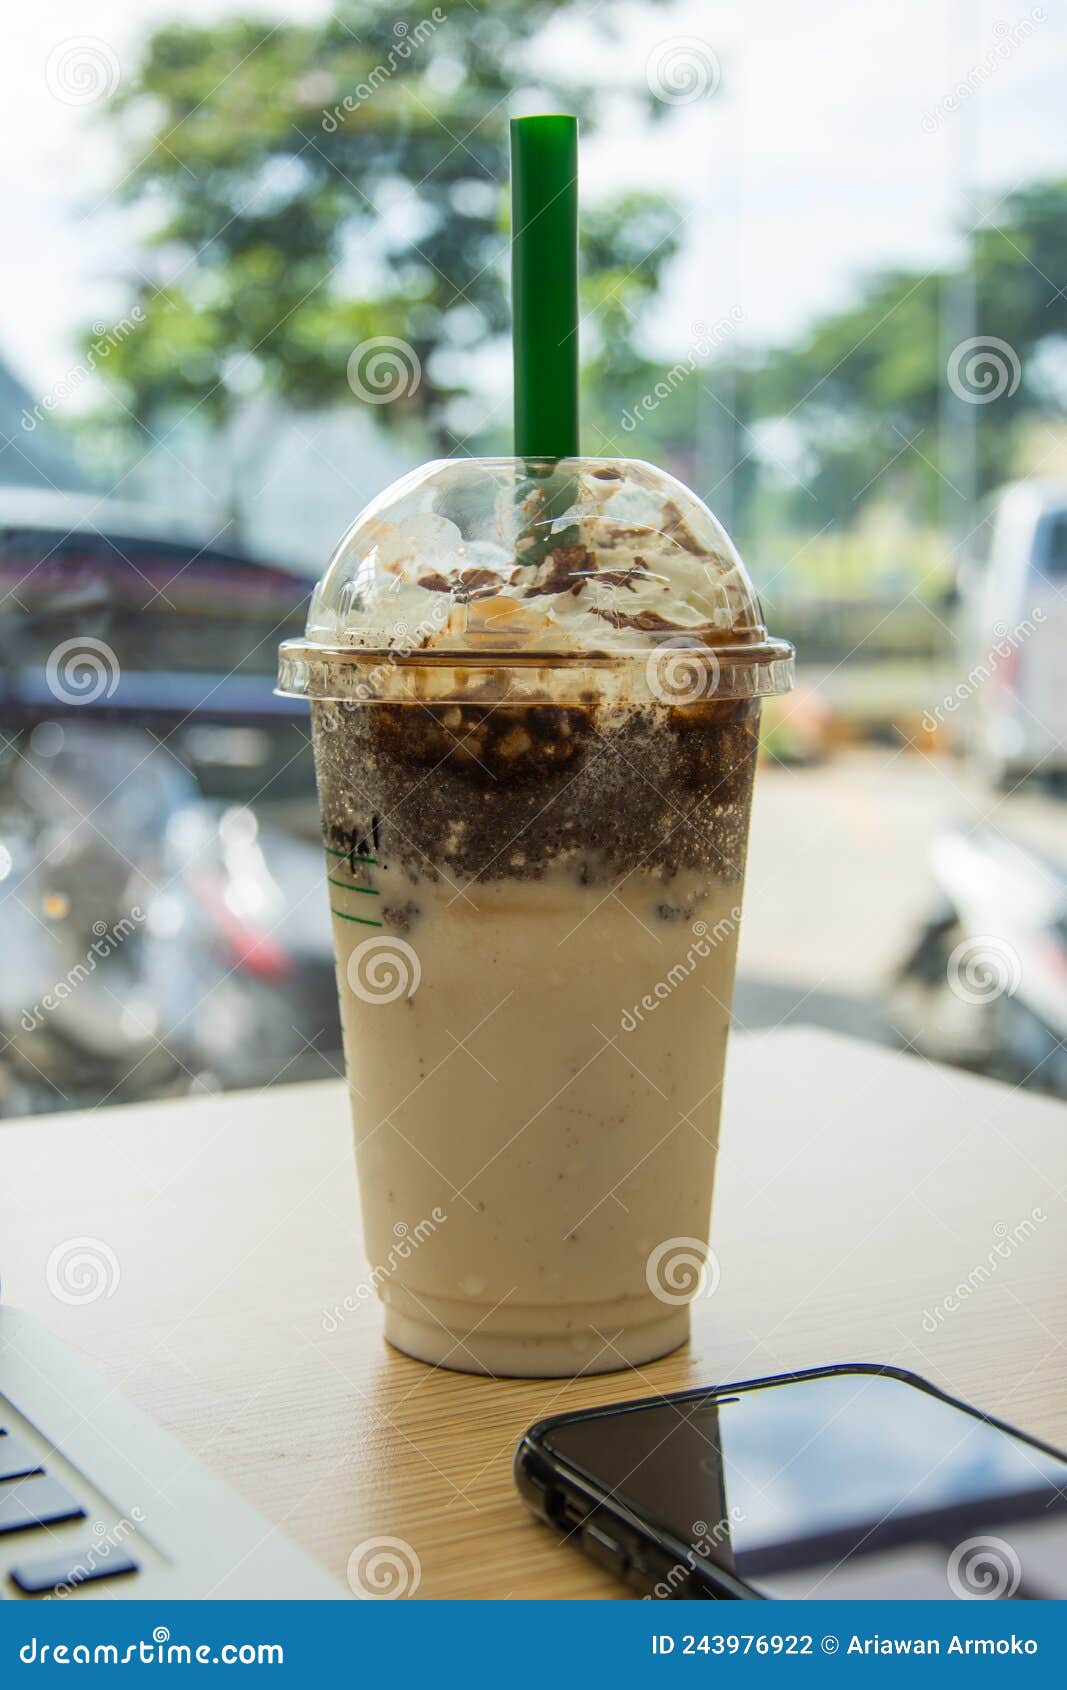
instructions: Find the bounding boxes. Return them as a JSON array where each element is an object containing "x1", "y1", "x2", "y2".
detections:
[
  {"x1": 9, "y1": 1545, "x2": 139, "y2": 1596},
  {"x1": 0, "y1": 1434, "x2": 44, "y2": 1482},
  {"x1": 0, "y1": 1422, "x2": 140, "y2": 1597},
  {"x1": 0, "y1": 1474, "x2": 85, "y2": 1535}
]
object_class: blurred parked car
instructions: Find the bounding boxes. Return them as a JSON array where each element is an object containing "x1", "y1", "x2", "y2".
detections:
[
  {"x1": 0, "y1": 488, "x2": 315, "y2": 802},
  {"x1": 959, "y1": 481, "x2": 1067, "y2": 788}
]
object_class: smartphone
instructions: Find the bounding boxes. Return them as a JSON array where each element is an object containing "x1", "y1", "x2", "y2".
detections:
[{"x1": 514, "y1": 1364, "x2": 1067, "y2": 1599}]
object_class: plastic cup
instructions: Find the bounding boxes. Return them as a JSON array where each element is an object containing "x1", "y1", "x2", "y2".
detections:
[{"x1": 278, "y1": 457, "x2": 793, "y2": 1376}]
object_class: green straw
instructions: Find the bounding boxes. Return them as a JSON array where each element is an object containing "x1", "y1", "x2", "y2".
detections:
[{"x1": 510, "y1": 115, "x2": 579, "y2": 459}]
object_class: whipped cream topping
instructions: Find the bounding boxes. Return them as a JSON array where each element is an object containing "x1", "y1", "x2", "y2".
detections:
[{"x1": 305, "y1": 458, "x2": 766, "y2": 655}]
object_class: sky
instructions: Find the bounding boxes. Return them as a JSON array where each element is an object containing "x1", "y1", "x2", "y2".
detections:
[{"x1": 2, "y1": 0, "x2": 1065, "y2": 409}]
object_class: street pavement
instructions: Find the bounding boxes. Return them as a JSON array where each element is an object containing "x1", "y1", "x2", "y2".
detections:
[{"x1": 737, "y1": 747, "x2": 1067, "y2": 1042}]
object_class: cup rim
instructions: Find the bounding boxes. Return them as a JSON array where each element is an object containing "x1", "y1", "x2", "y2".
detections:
[{"x1": 276, "y1": 635, "x2": 796, "y2": 702}]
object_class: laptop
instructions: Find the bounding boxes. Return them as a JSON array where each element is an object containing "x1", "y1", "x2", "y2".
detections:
[{"x1": 0, "y1": 1302, "x2": 347, "y2": 1599}]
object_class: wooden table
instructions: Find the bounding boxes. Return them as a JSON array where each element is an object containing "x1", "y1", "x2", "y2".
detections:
[{"x1": 1, "y1": 1029, "x2": 1065, "y2": 1599}]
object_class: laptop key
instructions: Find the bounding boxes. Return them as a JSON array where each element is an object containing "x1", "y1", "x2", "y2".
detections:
[
  {"x1": 0, "y1": 1436, "x2": 45, "y2": 1482},
  {"x1": 10, "y1": 1546, "x2": 138, "y2": 1595},
  {"x1": 0, "y1": 1475, "x2": 85, "y2": 1536}
]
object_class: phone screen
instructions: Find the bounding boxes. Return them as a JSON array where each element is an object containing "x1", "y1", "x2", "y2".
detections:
[{"x1": 542, "y1": 1371, "x2": 1067, "y2": 1598}]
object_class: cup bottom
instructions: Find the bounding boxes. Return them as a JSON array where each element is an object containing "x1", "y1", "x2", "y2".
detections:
[{"x1": 383, "y1": 1305, "x2": 690, "y2": 1378}]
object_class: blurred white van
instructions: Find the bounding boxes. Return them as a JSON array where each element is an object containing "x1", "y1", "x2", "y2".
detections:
[{"x1": 960, "y1": 480, "x2": 1067, "y2": 787}]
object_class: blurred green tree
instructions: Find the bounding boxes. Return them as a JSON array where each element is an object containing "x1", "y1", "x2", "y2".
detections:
[
  {"x1": 90, "y1": 0, "x2": 683, "y2": 461},
  {"x1": 744, "y1": 181, "x2": 1067, "y2": 530}
]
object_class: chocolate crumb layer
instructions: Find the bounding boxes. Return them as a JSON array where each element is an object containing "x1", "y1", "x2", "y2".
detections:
[{"x1": 311, "y1": 692, "x2": 759, "y2": 887}]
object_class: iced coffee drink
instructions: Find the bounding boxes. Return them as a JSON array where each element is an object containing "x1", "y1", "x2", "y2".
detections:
[{"x1": 278, "y1": 457, "x2": 793, "y2": 1375}]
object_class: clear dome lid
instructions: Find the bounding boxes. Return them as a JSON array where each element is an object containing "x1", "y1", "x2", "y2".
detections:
[{"x1": 278, "y1": 457, "x2": 794, "y2": 704}]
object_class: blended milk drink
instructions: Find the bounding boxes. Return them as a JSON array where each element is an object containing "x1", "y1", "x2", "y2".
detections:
[{"x1": 278, "y1": 457, "x2": 793, "y2": 1375}]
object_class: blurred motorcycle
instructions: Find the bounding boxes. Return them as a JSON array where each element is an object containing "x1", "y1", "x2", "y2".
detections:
[{"x1": 888, "y1": 824, "x2": 1067, "y2": 1096}]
